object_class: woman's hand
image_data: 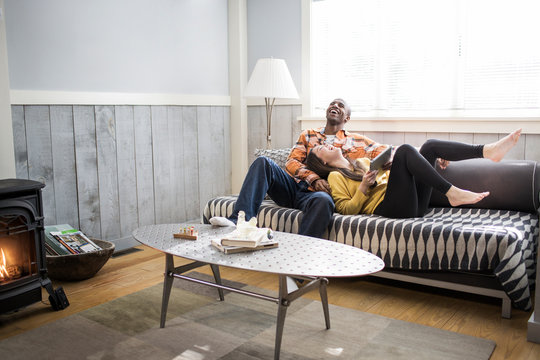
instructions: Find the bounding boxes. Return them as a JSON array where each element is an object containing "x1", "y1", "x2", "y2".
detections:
[{"x1": 359, "y1": 170, "x2": 378, "y2": 195}]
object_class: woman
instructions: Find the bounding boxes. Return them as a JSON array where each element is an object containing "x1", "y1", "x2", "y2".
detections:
[{"x1": 305, "y1": 129, "x2": 522, "y2": 218}]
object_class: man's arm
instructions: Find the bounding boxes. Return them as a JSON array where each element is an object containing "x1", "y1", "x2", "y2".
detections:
[{"x1": 285, "y1": 131, "x2": 321, "y2": 186}]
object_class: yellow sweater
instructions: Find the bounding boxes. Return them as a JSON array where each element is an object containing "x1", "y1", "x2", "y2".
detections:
[{"x1": 328, "y1": 158, "x2": 389, "y2": 215}]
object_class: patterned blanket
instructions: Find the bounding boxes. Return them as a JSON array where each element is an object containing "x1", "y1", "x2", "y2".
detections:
[{"x1": 203, "y1": 196, "x2": 538, "y2": 311}]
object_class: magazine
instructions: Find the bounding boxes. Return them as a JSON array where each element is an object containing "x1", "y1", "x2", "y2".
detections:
[
  {"x1": 50, "y1": 230, "x2": 102, "y2": 254},
  {"x1": 44, "y1": 224, "x2": 78, "y2": 255}
]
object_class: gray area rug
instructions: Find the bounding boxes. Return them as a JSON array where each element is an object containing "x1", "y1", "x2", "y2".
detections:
[{"x1": 0, "y1": 273, "x2": 495, "y2": 360}]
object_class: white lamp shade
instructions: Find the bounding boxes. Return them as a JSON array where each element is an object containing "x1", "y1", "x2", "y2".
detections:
[{"x1": 244, "y1": 58, "x2": 299, "y2": 99}]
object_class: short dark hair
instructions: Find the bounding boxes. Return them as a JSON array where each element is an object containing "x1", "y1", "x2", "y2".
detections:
[{"x1": 333, "y1": 98, "x2": 351, "y2": 117}]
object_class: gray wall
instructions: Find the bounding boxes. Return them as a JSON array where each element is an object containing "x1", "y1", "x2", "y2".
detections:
[
  {"x1": 12, "y1": 104, "x2": 231, "y2": 250},
  {"x1": 247, "y1": 0, "x2": 302, "y2": 93},
  {"x1": 4, "y1": 0, "x2": 229, "y2": 94}
]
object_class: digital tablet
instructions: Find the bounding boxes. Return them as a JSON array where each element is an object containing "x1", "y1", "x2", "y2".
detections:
[{"x1": 370, "y1": 146, "x2": 392, "y2": 171}]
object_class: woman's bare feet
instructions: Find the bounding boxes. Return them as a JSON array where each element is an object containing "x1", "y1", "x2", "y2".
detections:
[
  {"x1": 483, "y1": 128, "x2": 522, "y2": 162},
  {"x1": 446, "y1": 186, "x2": 489, "y2": 207}
]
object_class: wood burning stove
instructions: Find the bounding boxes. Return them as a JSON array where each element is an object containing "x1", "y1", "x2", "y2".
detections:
[{"x1": 0, "y1": 179, "x2": 68, "y2": 313}]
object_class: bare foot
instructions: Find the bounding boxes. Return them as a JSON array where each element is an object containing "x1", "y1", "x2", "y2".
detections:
[
  {"x1": 446, "y1": 186, "x2": 490, "y2": 207},
  {"x1": 483, "y1": 128, "x2": 522, "y2": 162}
]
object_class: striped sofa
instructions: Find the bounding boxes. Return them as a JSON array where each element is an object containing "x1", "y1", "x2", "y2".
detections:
[{"x1": 203, "y1": 149, "x2": 539, "y2": 317}]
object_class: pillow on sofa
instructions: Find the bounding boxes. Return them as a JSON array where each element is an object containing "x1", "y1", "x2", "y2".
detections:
[{"x1": 254, "y1": 148, "x2": 291, "y2": 169}]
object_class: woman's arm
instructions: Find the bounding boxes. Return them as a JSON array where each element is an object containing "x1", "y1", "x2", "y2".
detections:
[{"x1": 328, "y1": 172, "x2": 370, "y2": 215}]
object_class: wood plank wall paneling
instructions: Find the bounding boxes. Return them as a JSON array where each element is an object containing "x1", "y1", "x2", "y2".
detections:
[
  {"x1": 25, "y1": 106, "x2": 56, "y2": 225},
  {"x1": 73, "y1": 105, "x2": 101, "y2": 238},
  {"x1": 223, "y1": 107, "x2": 232, "y2": 200},
  {"x1": 50, "y1": 106, "x2": 79, "y2": 228},
  {"x1": 96, "y1": 105, "x2": 121, "y2": 240},
  {"x1": 197, "y1": 106, "x2": 214, "y2": 216},
  {"x1": 11, "y1": 105, "x2": 231, "y2": 246},
  {"x1": 151, "y1": 105, "x2": 173, "y2": 224},
  {"x1": 182, "y1": 106, "x2": 201, "y2": 221},
  {"x1": 115, "y1": 105, "x2": 139, "y2": 238},
  {"x1": 168, "y1": 106, "x2": 187, "y2": 222},
  {"x1": 133, "y1": 106, "x2": 155, "y2": 227},
  {"x1": 11, "y1": 105, "x2": 28, "y2": 179}
]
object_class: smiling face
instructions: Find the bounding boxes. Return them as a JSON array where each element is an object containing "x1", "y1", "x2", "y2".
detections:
[
  {"x1": 311, "y1": 144, "x2": 344, "y2": 167},
  {"x1": 326, "y1": 98, "x2": 351, "y2": 126}
]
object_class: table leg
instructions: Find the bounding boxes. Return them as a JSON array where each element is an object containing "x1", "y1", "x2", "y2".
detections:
[
  {"x1": 210, "y1": 264, "x2": 225, "y2": 301},
  {"x1": 275, "y1": 275, "x2": 290, "y2": 360},
  {"x1": 160, "y1": 254, "x2": 175, "y2": 328},
  {"x1": 319, "y1": 278, "x2": 331, "y2": 329}
]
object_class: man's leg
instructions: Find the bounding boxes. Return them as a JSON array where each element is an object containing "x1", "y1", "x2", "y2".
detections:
[
  {"x1": 230, "y1": 157, "x2": 298, "y2": 223},
  {"x1": 294, "y1": 186, "x2": 335, "y2": 238}
]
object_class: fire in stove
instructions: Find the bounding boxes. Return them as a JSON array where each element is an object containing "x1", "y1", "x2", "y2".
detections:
[{"x1": 0, "y1": 247, "x2": 23, "y2": 282}]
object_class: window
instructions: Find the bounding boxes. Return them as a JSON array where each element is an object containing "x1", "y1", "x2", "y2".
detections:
[{"x1": 311, "y1": 0, "x2": 540, "y2": 116}]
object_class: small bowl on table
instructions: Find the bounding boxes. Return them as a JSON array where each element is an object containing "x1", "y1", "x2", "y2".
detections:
[{"x1": 46, "y1": 239, "x2": 115, "y2": 281}]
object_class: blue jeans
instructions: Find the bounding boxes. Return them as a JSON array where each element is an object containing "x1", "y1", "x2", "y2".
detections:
[{"x1": 230, "y1": 157, "x2": 334, "y2": 238}]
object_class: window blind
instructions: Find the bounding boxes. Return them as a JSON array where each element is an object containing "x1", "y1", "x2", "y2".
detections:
[{"x1": 312, "y1": 0, "x2": 540, "y2": 115}]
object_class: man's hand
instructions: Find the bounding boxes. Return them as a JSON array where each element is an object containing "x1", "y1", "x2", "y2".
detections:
[{"x1": 313, "y1": 179, "x2": 331, "y2": 194}]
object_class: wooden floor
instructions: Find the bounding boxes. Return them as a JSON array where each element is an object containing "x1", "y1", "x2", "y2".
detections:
[{"x1": 1, "y1": 245, "x2": 539, "y2": 359}]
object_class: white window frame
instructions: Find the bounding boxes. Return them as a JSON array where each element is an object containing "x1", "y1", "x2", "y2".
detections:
[{"x1": 300, "y1": 0, "x2": 540, "y2": 134}]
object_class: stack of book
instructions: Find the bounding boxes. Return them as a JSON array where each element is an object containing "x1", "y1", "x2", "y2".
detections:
[
  {"x1": 44, "y1": 224, "x2": 102, "y2": 255},
  {"x1": 211, "y1": 228, "x2": 278, "y2": 254}
]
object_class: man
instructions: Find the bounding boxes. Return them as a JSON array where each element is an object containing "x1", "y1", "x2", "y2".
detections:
[{"x1": 210, "y1": 98, "x2": 389, "y2": 238}]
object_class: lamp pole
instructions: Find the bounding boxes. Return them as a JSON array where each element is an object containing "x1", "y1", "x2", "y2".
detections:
[{"x1": 265, "y1": 97, "x2": 276, "y2": 149}]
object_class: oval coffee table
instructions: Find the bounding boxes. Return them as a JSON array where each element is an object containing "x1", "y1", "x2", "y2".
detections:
[{"x1": 133, "y1": 223, "x2": 384, "y2": 360}]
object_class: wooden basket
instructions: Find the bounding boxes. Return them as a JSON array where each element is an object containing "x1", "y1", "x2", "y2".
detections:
[{"x1": 46, "y1": 239, "x2": 115, "y2": 281}]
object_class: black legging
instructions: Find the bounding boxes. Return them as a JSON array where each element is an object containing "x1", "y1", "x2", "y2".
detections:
[{"x1": 373, "y1": 139, "x2": 484, "y2": 218}]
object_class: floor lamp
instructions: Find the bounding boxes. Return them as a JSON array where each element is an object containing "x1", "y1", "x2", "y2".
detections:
[{"x1": 244, "y1": 58, "x2": 299, "y2": 149}]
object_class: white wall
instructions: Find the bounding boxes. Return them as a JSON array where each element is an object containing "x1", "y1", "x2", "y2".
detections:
[
  {"x1": 0, "y1": 0, "x2": 15, "y2": 178},
  {"x1": 4, "y1": 0, "x2": 229, "y2": 95}
]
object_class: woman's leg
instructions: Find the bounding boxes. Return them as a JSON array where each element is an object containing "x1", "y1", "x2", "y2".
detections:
[
  {"x1": 374, "y1": 143, "x2": 488, "y2": 218},
  {"x1": 415, "y1": 139, "x2": 484, "y2": 213},
  {"x1": 374, "y1": 145, "x2": 431, "y2": 218}
]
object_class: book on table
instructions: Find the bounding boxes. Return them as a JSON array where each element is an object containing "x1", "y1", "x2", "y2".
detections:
[
  {"x1": 220, "y1": 228, "x2": 271, "y2": 248},
  {"x1": 211, "y1": 238, "x2": 279, "y2": 254}
]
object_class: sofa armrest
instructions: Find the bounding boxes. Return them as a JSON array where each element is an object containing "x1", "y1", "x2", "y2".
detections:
[{"x1": 429, "y1": 158, "x2": 540, "y2": 213}]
